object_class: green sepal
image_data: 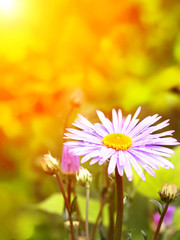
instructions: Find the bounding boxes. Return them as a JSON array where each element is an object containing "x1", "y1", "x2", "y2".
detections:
[
  {"x1": 150, "y1": 199, "x2": 163, "y2": 215},
  {"x1": 70, "y1": 196, "x2": 77, "y2": 215},
  {"x1": 123, "y1": 192, "x2": 129, "y2": 204}
]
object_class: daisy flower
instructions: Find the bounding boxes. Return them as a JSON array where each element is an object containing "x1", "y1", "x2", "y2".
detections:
[{"x1": 64, "y1": 107, "x2": 179, "y2": 181}]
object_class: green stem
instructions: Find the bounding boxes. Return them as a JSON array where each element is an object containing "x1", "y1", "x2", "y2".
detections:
[
  {"x1": 108, "y1": 186, "x2": 115, "y2": 240},
  {"x1": 72, "y1": 184, "x2": 86, "y2": 233},
  {"x1": 86, "y1": 184, "x2": 90, "y2": 240},
  {"x1": 68, "y1": 176, "x2": 72, "y2": 205},
  {"x1": 114, "y1": 168, "x2": 123, "y2": 240},
  {"x1": 56, "y1": 174, "x2": 76, "y2": 240},
  {"x1": 153, "y1": 203, "x2": 169, "y2": 240}
]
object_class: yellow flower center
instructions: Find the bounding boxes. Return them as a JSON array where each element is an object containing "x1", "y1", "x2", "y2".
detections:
[{"x1": 102, "y1": 133, "x2": 132, "y2": 151}]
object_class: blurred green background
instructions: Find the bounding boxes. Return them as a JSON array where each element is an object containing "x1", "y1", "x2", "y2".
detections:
[{"x1": 0, "y1": 0, "x2": 180, "y2": 239}]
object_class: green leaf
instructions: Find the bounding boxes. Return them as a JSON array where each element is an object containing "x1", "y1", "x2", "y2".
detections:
[
  {"x1": 70, "y1": 196, "x2": 77, "y2": 215},
  {"x1": 33, "y1": 193, "x2": 110, "y2": 225},
  {"x1": 150, "y1": 200, "x2": 163, "y2": 215},
  {"x1": 35, "y1": 193, "x2": 63, "y2": 215},
  {"x1": 141, "y1": 230, "x2": 148, "y2": 240}
]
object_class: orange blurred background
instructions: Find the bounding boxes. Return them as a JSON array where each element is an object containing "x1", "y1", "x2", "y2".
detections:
[{"x1": 0, "y1": 0, "x2": 180, "y2": 239}]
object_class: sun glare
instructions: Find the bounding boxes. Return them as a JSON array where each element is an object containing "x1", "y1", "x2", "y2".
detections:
[{"x1": 0, "y1": 0, "x2": 15, "y2": 12}]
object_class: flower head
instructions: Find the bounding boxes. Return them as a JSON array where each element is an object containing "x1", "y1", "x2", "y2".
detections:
[
  {"x1": 41, "y1": 153, "x2": 60, "y2": 175},
  {"x1": 61, "y1": 144, "x2": 80, "y2": 174},
  {"x1": 159, "y1": 182, "x2": 178, "y2": 203},
  {"x1": 64, "y1": 107, "x2": 179, "y2": 181}
]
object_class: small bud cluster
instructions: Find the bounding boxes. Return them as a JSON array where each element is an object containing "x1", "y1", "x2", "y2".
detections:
[
  {"x1": 159, "y1": 182, "x2": 178, "y2": 203},
  {"x1": 76, "y1": 167, "x2": 92, "y2": 187},
  {"x1": 41, "y1": 153, "x2": 60, "y2": 175}
]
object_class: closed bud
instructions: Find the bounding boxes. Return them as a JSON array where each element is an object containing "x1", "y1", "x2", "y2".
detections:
[
  {"x1": 41, "y1": 153, "x2": 60, "y2": 175},
  {"x1": 159, "y1": 182, "x2": 178, "y2": 203},
  {"x1": 76, "y1": 167, "x2": 92, "y2": 187},
  {"x1": 61, "y1": 144, "x2": 80, "y2": 175}
]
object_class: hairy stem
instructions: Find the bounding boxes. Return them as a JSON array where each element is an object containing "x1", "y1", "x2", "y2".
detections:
[
  {"x1": 56, "y1": 174, "x2": 76, "y2": 240},
  {"x1": 153, "y1": 203, "x2": 169, "y2": 240},
  {"x1": 114, "y1": 168, "x2": 123, "y2": 240}
]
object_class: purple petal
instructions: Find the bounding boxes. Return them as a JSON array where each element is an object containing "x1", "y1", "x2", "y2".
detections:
[
  {"x1": 122, "y1": 151, "x2": 133, "y2": 181},
  {"x1": 132, "y1": 146, "x2": 172, "y2": 158},
  {"x1": 148, "y1": 130, "x2": 174, "y2": 139},
  {"x1": 129, "y1": 114, "x2": 161, "y2": 138},
  {"x1": 93, "y1": 123, "x2": 109, "y2": 137},
  {"x1": 122, "y1": 114, "x2": 131, "y2": 134},
  {"x1": 125, "y1": 107, "x2": 141, "y2": 135},
  {"x1": 96, "y1": 110, "x2": 114, "y2": 133},
  {"x1": 77, "y1": 114, "x2": 95, "y2": 129},
  {"x1": 71, "y1": 146, "x2": 100, "y2": 156},
  {"x1": 108, "y1": 155, "x2": 117, "y2": 174},
  {"x1": 98, "y1": 148, "x2": 116, "y2": 165},
  {"x1": 72, "y1": 121, "x2": 93, "y2": 132},
  {"x1": 101, "y1": 148, "x2": 116, "y2": 161},
  {"x1": 81, "y1": 150, "x2": 100, "y2": 163},
  {"x1": 126, "y1": 152, "x2": 146, "y2": 181},
  {"x1": 143, "y1": 152, "x2": 175, "y2": 169},
  {"x1": 119, "y1": 150, "x2": 125, "y2": 166},
  {"x1": 129, "y1": 149, "x2": 159, "y2": 169},
  {"x1": 149, "y1": 119, "x2": 169, "y2": 133},
  {"x1": 118, "y1": 109, "x2": 123, "y2": 132},
  {"x1": 143, "y1": 165, "x2": 156, "y2": 177},
  {"x1": 99, "y1": 146, "x2": 111, "y2": 158},
  {"x1": 117, "y1": 153, "x2": 123, "y2": 176},
  {"x1": 64, "y1": 133, "x2": 102, "y2": 144},
  {"x1": 132, "y1": 125, "x2": 173, "y2": 143},
  {"x1": 144, "y1": 145, "x2": 175, "y2": 155},
  {"x1": 89, "y1": 157, "x2": 100, "y2": 165}
]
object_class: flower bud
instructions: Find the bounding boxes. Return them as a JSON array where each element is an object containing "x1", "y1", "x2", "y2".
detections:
[
  {"x1": 70, "y1": 88, "x2": 83, "y2": 107},
  {"x1": 41, "y1": 153, "x2": 60, "y2": 175},
  {"x1": 64, "y1": 220, "x2": 79, "y2": 232},
  {"x1": 159, "y1": 182, "x2": 178, "y2": 203},
  {"x1": 76, "y1": 167, "x2": 92, "y2": 187},
  {"x1": 61, "y1": 144, "x2": 80, "y2": 175}
]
